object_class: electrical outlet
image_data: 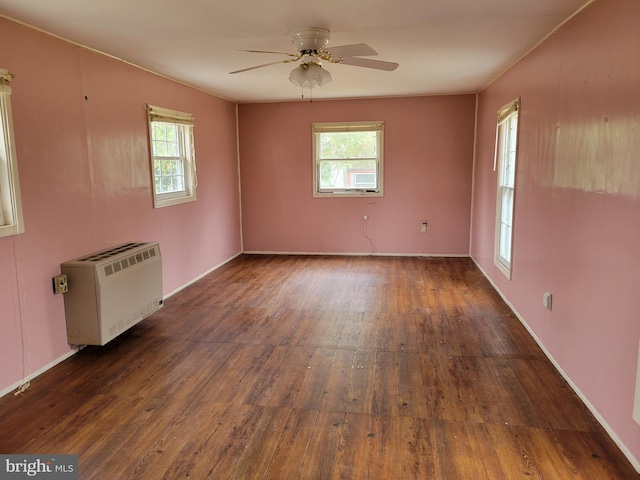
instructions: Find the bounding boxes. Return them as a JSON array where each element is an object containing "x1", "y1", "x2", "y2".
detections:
[
  {"x1": 53, "y1": 274, "x2": 68, "y2": 295},
  {"x1": 543, "y1": 291, "x2": 552, "y2": 311},
  {"x1": 420, "y1": 222, "x2": 429, "y2": 233},
  {"x1": 363, "y1": 215, "x2": 368, "y2": 221}
]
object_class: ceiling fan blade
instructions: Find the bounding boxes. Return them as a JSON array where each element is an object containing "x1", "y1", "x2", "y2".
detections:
[
  {"x1": 229, "y1": 60, "x2": 291, "y2": 74},
  {"x1": 239, "y1": 49, "x2": 300, "y2": 58},
  {"x1": 325, "y1": 43, "x2": 378, "y2": 58},
  {"x1": 339, "y1": 56, "x2": 399, "y2": 71}
]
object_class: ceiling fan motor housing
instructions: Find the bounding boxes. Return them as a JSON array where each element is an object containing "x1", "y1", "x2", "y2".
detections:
[{"x1": 290, "y1": 27, "x2": 331, "y2": 53}]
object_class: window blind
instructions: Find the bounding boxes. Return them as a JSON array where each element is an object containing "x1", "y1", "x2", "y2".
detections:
[
  {"x1": 313, "y1": 121, "x2": 383, "y2": 133},
  {"x1": 497, "y1": 98, "x2": 520, "y2": 125},
  {"x1": 0, "y1": 69, "x2": 12, "y2": 92},
  {"x1": 494, "y1": 98, "x2": 520, "y2": 171},
  {"x1": 147, "y1": 104, "x2": 194, "y2": 126}
]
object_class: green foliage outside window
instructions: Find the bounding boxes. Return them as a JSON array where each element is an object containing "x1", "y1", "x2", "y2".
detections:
[
  {"x1": 319, "y1": 131, "x2": 377, "y2": 188},
  {"x1": 152, "y1": 122, "x2": 185, "y2": 194}
]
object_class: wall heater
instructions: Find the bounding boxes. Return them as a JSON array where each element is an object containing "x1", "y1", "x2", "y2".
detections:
[{"x1": 61, "y1": 242, "x2": 163, "y2": 346}]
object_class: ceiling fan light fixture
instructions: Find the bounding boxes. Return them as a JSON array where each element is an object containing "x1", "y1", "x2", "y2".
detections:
[
  {"x1": 289, "y1": 62, "x2": 331, "y2": 88},
  {"x1": 306, "y1": 63, "x2": 331, "y2": 86},
  {"x1": 288, "y1": 65, "x2": 307, "y2": 87}
]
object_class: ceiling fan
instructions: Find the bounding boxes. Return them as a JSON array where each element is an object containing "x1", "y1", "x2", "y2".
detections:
[{"x1": 229, "y1": 28, "x2": 399, "y2": 89}]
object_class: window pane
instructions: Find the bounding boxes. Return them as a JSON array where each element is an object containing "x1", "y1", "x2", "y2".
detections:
[
  {"x1": 172, "y1": 176, "x2": 183, "y2": 191},
  {"x1": 154, "y1": 124, "x2": 166, "y2": 141},
  {"x1": 508, "y1": 117, "x2": 518, "y2": 151},
  {"x1": 160, "y1": 176, "x2": 173, "y2": 193},
  {"x1": 319, "y1": 159, "x2": 377, "y2": 189},
  {"x1": 320, "y1": 131, "x2": 377, "y2": 159},
  {"x1": 152, "y1": 123, "x2": 181, "y2": 158},
  {"x1": 506, "y1": 152, "x2": 516, "y2": 187},
  {"x1": 154, "y1": 139, "x2": 167, "y2": 156},
  {"x1": 354, "y1": 172, "x2": 376, "y2": 188},
  {"x1": 499, "y1": 223, "x2": 512, "y2": 263},
  {"x1": 312, "y1": 122, "x2": 383, "y2": 197},
  {"x1": 166, "y1": 125, "x2": 177, "y2": 141},
  {"x1": 147, "y1": 108, "x2": 196, "y2": 207},
  {"x1": 494, "y1": 104, "x2": 519, "y2": 276},
  {"x1": 501, "y1": 187, "x2": 514, "y2": 225}
]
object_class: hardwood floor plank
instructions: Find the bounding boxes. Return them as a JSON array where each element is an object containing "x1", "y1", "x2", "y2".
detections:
[
  {"x1": 197, "y1": 343, "x2": 278, "y2": 404},
  {"x1": 225, "y1": 406, "x2": 294, "y2": 480},
  {"x1": 129, "y1": 401, "x2": 253, "y2": 480},
  {"x1": 253, "y1": 308, "x2": 302, "y2": 346},
  {"x1": 372, "y1": 351, "x2": 400, "y2": 416},
  {"x1": 21, "y1": 394, "x2": 154, "y2": 479},
  {"x1": 292, "y1": 310, "x2": 347, "y2": 349},
  {"x1": 295, "y1": 348, "x2": 336, "y2": 411},
  {"x1": 321, "y1": 349, "x2": 358, "y2": 412},
  {"x1": 325, "y1": 411, "x2": 376, "y2": 480},
  {"x1": 0, "y1": 254, "x2": 636, "y2": 479},
  {"x1": 397, "y1": 352, "x2": 431, "y2": 419},
  {"x1": 368, "y1": 414, "x2": 437, "y2": 479},
  {"x1": 433, "y1": 421, "x2": 508, "y2": 479},
  {"x1": 403, "y1": 314, "x2": 466, "y2": 355},
  {"x1": 297, "y1": 410, "x2": 347, "y2": 480},
  {"x1": 344, "y1": 350, "x2": 377, "y2": 414},
  {"x1": 509, "y1": 357, "x2": 601, "y2": 432},
  {"x1": 471, "y1": 354, "x2": 544, "y2": 427},
  {"x1": 429, "y1": 354, "x2": 485, "y2": 423},
  {"x1": 263, "y1": 408, "x2": 319, "y2": 480},
  {"x1": 263, "y1": 346, "x2": 315, "y2": 407}
]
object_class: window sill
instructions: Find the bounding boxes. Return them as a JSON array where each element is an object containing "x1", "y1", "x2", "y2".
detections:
[
  {"x1": 313, "y1": 190, "x2": 383, "y2": 199},
  {"x1": 153, "y1": 193, "x2": 197, "y2": 209},
  {"x1": 0, "y1": 222, "x2": 25, "y2": 238}
]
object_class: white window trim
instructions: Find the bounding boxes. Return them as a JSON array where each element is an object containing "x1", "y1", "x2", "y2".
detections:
[
  {"x1": 147, "y1": 104, "x2": 197, "y2": 208},
  {"x1": 493, "y1": 98, "x2": 520, "y2": 279},
  {"x1": 0, "y1": 68, "x2": 25, "y2": 238},
  {"x1": 312, "y1": 121, "x2": 384, "y2": 198}
]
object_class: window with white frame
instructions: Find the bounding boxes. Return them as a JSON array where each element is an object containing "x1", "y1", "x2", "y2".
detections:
[
  {"x1": 312, "y1": 122, "x2": 384, "y2": 197},
  {"x1": 0, "y1": 68, "x2": 25, "y2": 238},
  {"x1": 147, "y1": 104, "x2": 197, "y2": 208},
  {"x1": 494, "y1": 98, "x2": 520, "y2": 278}
]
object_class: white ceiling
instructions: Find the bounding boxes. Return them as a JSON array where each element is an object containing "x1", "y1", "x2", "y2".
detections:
[{"x1": 0, "y1": 0, "x2": 590, "y2": 103}]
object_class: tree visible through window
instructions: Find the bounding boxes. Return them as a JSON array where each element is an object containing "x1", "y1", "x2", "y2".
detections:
[
  {"x1": 151, "y1": 122, "x2": 185, "y2": 194},
  {"x1": 313, "y1": 122, "x2": 384, "y2": 197}
]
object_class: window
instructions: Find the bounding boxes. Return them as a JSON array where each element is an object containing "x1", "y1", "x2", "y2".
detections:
[
  {"x1": 494, "y1": 99, "x2": 520, "y2": 278},
  {"x1": 147, "y1": 105, "x2": 197, "y2": 208},
  {"x1": 0, "y1": 68, "x2": 24, "y2": 238},
  {"x1": 312, "y1": 122, "x2": 384, "y2": 197}
]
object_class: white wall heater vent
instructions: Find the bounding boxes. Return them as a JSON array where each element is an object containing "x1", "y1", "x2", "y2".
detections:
[{"x1": 61, "y1": 242, "x2": 163, "y2": 346}]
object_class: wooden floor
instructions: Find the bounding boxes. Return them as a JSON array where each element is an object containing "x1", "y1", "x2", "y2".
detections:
[{"x1": 0, "y1": 255, "x2": 637, "y2": 479}]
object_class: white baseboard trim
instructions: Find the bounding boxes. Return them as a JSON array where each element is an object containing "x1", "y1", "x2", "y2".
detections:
[
  {"x1": 470, "y1": 256, "x2": 640, "y2": 473},
  {"x1": 0, "y1": 347, "x2": 79, "y2": 399},
  {"x1": 243, "y1": 250, "x2": 469, "y2": 258},
  {"x1": 163, "y1": 251, "x2": 243, "y2": 300}
]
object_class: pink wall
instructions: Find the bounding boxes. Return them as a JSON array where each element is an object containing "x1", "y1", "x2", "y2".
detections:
[
  {"x1": 471, "y1": 0, "x2": 640, "y2": 466},
  {"x1": 239, "y1": 96, "x2": 476, "y2": 255},
  {"x1": 0, "y1": 18, "x2": 242, "y2": 392}
]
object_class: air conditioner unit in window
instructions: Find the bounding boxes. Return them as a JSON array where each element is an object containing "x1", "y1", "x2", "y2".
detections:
[{"x1": 61, "y1": 242, "x2": 163, "y2": 346}]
